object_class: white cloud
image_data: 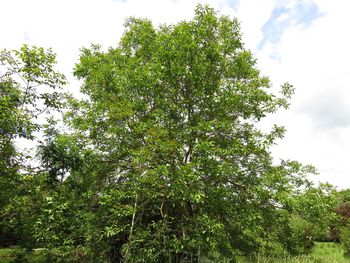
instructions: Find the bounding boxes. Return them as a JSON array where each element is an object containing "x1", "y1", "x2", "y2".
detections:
[
  {"x1": 254, "y1": 0, "x2": 350, "y2": 188},
  {"x1": 234, "y1": 0, "x2": 275, "y2": 50}
]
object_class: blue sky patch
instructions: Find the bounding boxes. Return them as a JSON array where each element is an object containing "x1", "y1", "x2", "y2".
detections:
[
  {"x1": 258, "y1": 1, "x2": 322, "y2": 49},
  {"x1": 227, "y1": 0, "x2": 239, "y2": 10}
]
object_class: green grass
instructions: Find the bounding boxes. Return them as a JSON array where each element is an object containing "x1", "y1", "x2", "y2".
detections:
[
  {"x1": 0, "y1": 242, "x2": 348, "y2": 263},
  {"x1": 308, "y1": 242, "x2": 349, "y2": 263},
  {"x1": 0, "y1": 248, "x2": 15, "y2": 262},
  {"x1": 0, "y1": 247, "x2": 46, "y2": 263},
  {"x1": 236, "y1": 242, "x2": 349, "y2": 263}
]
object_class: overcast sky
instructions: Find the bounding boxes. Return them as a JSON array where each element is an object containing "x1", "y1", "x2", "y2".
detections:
[{"x1": 1, "y1": 0, "x2": 350, "y2": 188}]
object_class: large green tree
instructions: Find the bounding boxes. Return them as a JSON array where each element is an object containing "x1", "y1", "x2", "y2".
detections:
[{"x1": 62, "y1": 5, "x2": 314, "y2": 262}]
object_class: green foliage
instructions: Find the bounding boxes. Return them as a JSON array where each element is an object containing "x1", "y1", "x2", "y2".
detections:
[
  {"x1": 329, "y1": 190, "x2": 350, "y2": 242},
  {"x1": 340, "y1": 222, "x2": 350, "y2": 257},
  {"x1": 33, "y1": 196, "x2": 68, "y2": 253},
  {"x1": 62, "y1": 4, "x2": 315, "y2": 261},
  {"x1": 288, "y1": 183, "x2": 340, "y2": 243},
  {"x1": 288, "y1": 215, "x2": 314, "y2": 255},
  {"x1": 0, "y1": 45, "x2": 66, "y2": 247}
]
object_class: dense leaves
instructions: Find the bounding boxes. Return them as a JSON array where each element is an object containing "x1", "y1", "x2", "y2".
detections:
[
  {"x1": 0, "y1": 45, "x2": 65, "y2": 248},
  {"x1": 64, "y1": 5, "x2": 316, "y2": 261}
]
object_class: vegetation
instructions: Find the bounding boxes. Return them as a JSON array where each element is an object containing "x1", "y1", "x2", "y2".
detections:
[
  {"x1": 0, "y1": 242, "x2": 348, "y2": 262},
  {"x1": 1, "y1": 4, "x2": 350, "y2": 262}
]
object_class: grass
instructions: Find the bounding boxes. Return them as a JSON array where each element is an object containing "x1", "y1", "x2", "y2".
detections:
[
  {"x1": 0, "y1": 242, "x2": 348, "y2": 262},
  {"x1": 236, "y1": 242, "x2": 349, "y2": 263},
  {"x1": 0, "y1": 247, "x2": 46, "y2": 263},
  {"x1": 307, "y1": 242, "x2": 349, "y2": 263}
]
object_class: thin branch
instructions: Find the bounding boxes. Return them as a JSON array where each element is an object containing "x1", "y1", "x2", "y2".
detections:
[{"x1": 124, "y1": 192, "x2": 138, "y2": 263}]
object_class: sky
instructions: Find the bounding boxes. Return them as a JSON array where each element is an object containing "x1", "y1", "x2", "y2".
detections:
[{"x1": 1, "y1": 0, "x2": 350, "y2": 188}]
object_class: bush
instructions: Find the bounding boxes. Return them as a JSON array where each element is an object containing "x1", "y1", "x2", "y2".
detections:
[{"x1": 283, "y1": 215, "x2": 314, "y2": 255}]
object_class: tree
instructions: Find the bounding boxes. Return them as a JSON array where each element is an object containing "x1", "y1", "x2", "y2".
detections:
[
  {"x1": 294, "y1": 184, "x2": 339, "y2": 239},
  {"x1": 0, "y1": 45, "x2": 66, "y2": 247},
  {"x1": 63, "y1": 5, "x2": 314, "y2": 261},
  {"x1": 274, "y1": 183, "x2": 339, "y2": 255}
]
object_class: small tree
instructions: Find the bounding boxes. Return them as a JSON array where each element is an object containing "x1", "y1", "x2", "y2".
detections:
[{"x1": 0, "y1": 45, "x2": 66, "y2": 247}]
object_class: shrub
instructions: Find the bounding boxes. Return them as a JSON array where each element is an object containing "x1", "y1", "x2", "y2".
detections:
[{"x1": 283, "y1": 215, "x2": 314, "y2": 255}]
